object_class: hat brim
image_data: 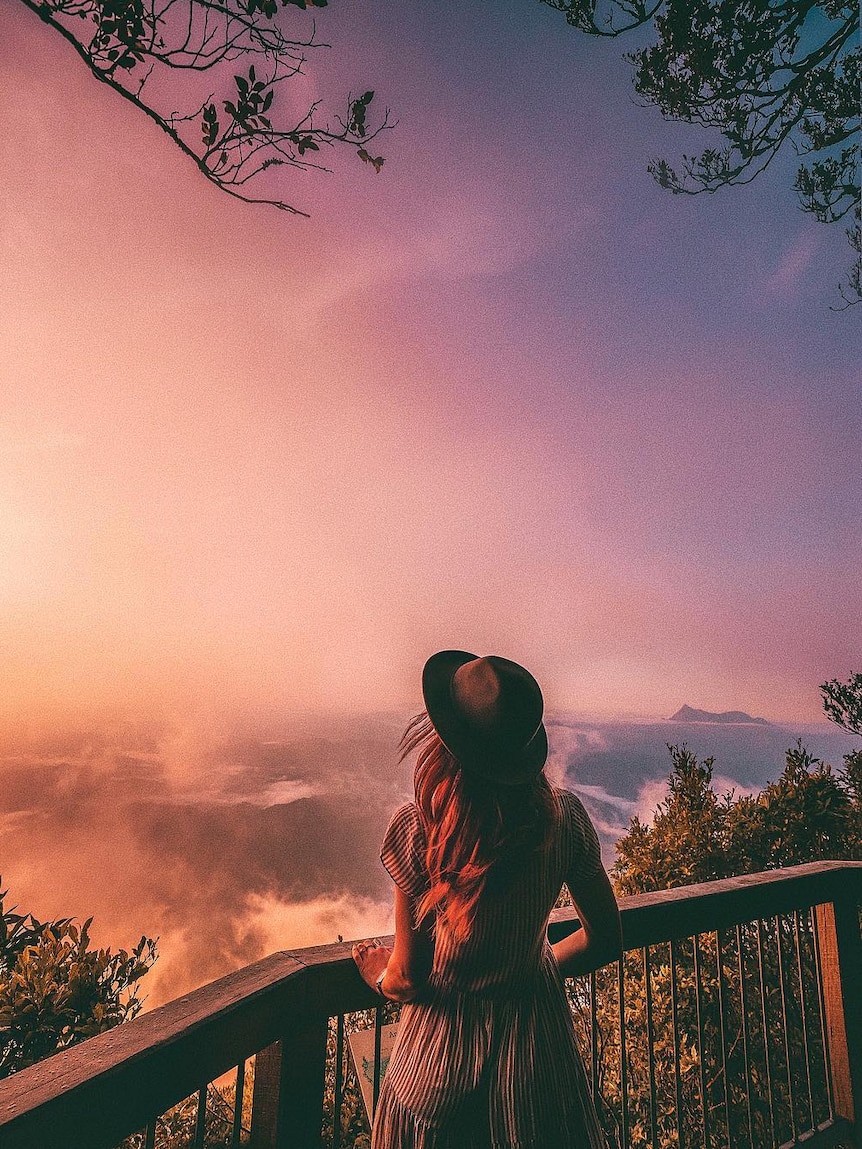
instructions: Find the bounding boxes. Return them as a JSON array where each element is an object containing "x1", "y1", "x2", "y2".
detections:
[{"x1": 422, "y1": 650, "x2": 548, "y2": 786}]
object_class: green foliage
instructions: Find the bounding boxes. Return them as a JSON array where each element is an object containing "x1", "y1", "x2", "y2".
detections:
[
  {"x1": 321, "y1": 1004, "x2": 402, "y2": 1149},
  {"x1": 615, "y1": 746, "x2": 730, "y2": 894},
  {"x1": 120, "y1": 1066, "x2": 254, "y2": 1149},
  {"x1": 18, "y1": 0, "x2": 390, "y2": 217},
  {"x1": 542, "y1": 0, "x2": 861, "y2": 305},
  {"x1": 592, "y1": 730, "x2": 861, "y2": 1148},
  {"x1": 569, "y1": 918, "x2": 838, "y2": 1149},
  {"x1": 614, "y1": 738, "x2": 861, "y2": 897},
  {"x1": 0, "y1": 882, "x2": 157, "y2": 1078},
  {"x1": 821, "y1": 671, "x2": 862, "y2": 737}
]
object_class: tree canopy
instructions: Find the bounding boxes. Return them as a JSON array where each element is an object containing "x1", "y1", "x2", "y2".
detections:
[
  {"x1": 542, "y1": 0, "x2": 861, "y2": 305},
  {"x1": 613, "y1": 739, "x2": 861, "y2": 897},
  {"x1": 588, "y1": 732, "x2": 861, "y2": 1147},
  {"x1": 821, "y1": 671, "x2": 862, "y2": 737},
  {"x1": 19, "y1": 0, "x2": 860, "y2": 299},
  {"x1": 20, "y1": 0, "x2": 390, "y2": 217}
]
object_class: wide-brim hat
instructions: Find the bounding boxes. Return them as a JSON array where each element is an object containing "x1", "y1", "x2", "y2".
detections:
[{"x1": 422, "y1": 650, "x2": 548, "y2": 785}]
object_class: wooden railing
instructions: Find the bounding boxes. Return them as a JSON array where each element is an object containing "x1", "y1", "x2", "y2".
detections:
[{"x1": 0, "y1": 861, "x2": 859, "y2": 1149}]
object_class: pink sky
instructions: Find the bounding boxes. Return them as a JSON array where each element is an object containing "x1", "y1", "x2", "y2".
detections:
[{"x1": 1, "y1": 1, "x2": 859, "y2": 729}]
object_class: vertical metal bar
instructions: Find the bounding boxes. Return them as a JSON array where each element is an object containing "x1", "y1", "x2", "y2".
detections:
[
  {"x1": 232, "y1": 1061, "x2": 245, "y2": 1149},
  {"x1": 756, "y1": 919, "x2": 778, "y2": 1149},
  {"x1": 644, "y1": 945, "x2": 659, "y2": 1149},
  {"x1": 144, "y1": 1121, "x2": 156, "y2": 1149},
  {"x1": 618, "y1": 954, "x2": 629, "y2": 1149},
  {"x1": 811, "y1": 904, "x2": 837, "y2": 1120},
  {"x1": 736, "y1": 922, "x2": 755, "y2": 1149},
  {"x1": 670, "y1": 938, "x2": 685, "y2": 1149},
  {"x1": 590, "y1": 969, "x2": 600, "y2": 1103},
  {"x1": 775, "y1": 915, "x2": 797, "y2": 1143},
  {"x1": 194, "y1": 1085, "x2": 208, "y2": 1149},
  {"x1": 372, "y1": 1005, "x2": 384, "y2": 1116},
  {"x1": 715, "y1": 929, "x2": 732, "y2": 1149},
  {"x1": 693, "y1": 933, "x2": 711, "y2": 1149},
  {"x1": 793, "y1": 909, "x2": 816, "y2": 1132},
  {"x1": 333, "y1": 1015, "x2": 345, "y2": 1149}
]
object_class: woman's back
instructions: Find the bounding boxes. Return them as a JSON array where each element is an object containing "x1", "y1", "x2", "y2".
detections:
[
  {"x1": 381, "y1": 784, "x2": 604, "y2": 997},
  {"x1": 353, "y1": 652, "x2": 619, "y2": 1149},
  {"x1": 375, "y1": 782, "x2": 610, "y2": 1147}
]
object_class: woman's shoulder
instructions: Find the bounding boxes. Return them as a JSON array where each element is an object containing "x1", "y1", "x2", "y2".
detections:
[
  {"x1": 380, "y1": 801, "x2": 429, "y2": 899},
  {"x1": 548, "y1": 783, "x2": 589, "y2": 818},
  {"x1": 384, "y1": 800, "x2": 426, "y2": 841},
  {"x1": 548, "y1": 783, "x2": 597, "y2": 839},
  {"x1": 549, "y1": 784, "x2": 604, "y2": 875}
]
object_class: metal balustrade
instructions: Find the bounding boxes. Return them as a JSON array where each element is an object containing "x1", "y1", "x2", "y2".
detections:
[{"x1": 0, "y1": 861, "x2": 859, "y2": 1149}]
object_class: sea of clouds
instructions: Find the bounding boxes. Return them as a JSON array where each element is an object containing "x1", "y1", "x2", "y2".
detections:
[{"x1": 0, "y1": 711, "x2": 856, "y2": 1008}]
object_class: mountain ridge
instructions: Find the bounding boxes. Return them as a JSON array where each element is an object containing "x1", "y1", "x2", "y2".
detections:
[{"x1": 668, "y1": 704, "x2": 769, "y2": 725}]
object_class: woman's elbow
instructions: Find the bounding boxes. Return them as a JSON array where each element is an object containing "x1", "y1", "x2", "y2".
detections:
[
  {"x1": 595, "y1": 920, "x2": 623, "y2": 967},
  {"x1": 386, "y1": 983, "x2": 421, "y2": 1003}
]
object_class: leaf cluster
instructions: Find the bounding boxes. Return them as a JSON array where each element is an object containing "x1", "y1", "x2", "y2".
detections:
[
  {"x1": 0, "y1": 883, "x2": 157, "y2": 1078},
  {"x1": 542, "y1": 0, "x2": 860, "y2": 305},
  {"x1": 613, "y1": 738, "x2": 861, "y2": 897},
  {"x1": 821, "y1": 672, "x2": 862, "y2": 737},
  {"x1": 21, "y1": 0, "x2": 392, "y2": 216},
  {"x1": 89, "y1": 0, "x2": 146, "y2": 69}
]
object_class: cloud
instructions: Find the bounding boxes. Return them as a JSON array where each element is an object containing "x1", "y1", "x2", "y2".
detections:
[
  {"x1": 0, "y1": 717, "x2": 408, "y2": 1006},
  {"x1": 761, "y1": 231, "x2": 819, "y2": 301},
  {"x1": 2, "y1": 710, "x2": 853, "y2": 1007},
  {"x1": 632, "y1": 770, "x2": 759, "y2": 830},
  {"x1": 633, "y1": 777, "x2": 671, "y2": 827},
  {"x1": 246, "y1": 891, "x2": 392, "y2": 953},
  {"x1": 711, "y1": 772, "x2": 758, "y2": 802}
]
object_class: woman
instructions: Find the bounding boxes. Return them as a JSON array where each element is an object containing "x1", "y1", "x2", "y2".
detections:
[{"x1": 353, "y1": 651, "x2": 622, "y2": 1148}]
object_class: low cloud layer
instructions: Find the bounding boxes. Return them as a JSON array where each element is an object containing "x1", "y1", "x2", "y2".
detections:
[
  {"x1": 2, "y1": 712, "x2": 855, "y2": 1007},
  {"x1": 0, "y1": 716, "x2": 409, "y2": 1006}
]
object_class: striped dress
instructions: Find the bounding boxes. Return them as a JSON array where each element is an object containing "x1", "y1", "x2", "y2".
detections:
[{"x1": 372, "y1": 785, "x2": 609, "y2": 1149}]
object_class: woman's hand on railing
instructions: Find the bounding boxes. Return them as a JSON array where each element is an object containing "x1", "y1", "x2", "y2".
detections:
[{"x1": 352, "y1": 939, "x2": 392, "y2": 992}]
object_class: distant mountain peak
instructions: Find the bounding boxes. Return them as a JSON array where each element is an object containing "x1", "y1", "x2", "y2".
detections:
[{"x1": 668, "y1": 704, "x2": 769, "y2": 726}]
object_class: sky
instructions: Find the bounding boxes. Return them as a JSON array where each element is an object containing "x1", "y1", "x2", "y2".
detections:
[
  {"x1": 1, "y1": 2, "x2": 860, "y2": 997},
  {"x1": 1, "y1": 0, "x2": 860, "y2": 731}
]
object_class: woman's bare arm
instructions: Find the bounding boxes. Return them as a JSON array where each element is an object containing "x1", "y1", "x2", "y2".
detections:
[
  {"x1": 381, "y1": 885, "x2": 434, "y2": 1001},
  {"x1": 352, "y1": 885, "x2": 434, "y2": 1002},
  {"x1": 551, "y1": 867, "x2": 622, "y2": 978}
]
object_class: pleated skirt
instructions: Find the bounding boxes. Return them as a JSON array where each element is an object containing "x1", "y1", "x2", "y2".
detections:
[{"x1": 371, "y1": 954, "x2": 608, "y2": 1149}]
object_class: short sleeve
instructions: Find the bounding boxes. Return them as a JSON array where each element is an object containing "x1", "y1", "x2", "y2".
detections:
[
  {"x1": 380, "y1": 802, "x2": 429, "y2": 902},
  {"x1": 560, "y1": 788, "x2": 605, "y2": 882}
]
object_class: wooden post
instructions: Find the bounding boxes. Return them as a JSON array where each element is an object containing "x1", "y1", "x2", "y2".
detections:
[
  {"x1": 249, "y1": 1018, "x2": 329, "y2": 1149},
  {"x1": 815, "y1": 892, "x2": 862, "y2": 1147}
]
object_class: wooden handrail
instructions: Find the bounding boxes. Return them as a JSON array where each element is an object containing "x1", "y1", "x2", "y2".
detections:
[{"x1": 0, "y1": 861, "x2": 859, "y2": 1149}]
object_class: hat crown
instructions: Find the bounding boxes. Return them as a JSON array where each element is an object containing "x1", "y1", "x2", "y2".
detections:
[
  {"x1": 422, "y1": 650, "x2": 548, "y2": 785},
  {"x1": 451, "y1": 657, "x2": 543, "y2": 745}
]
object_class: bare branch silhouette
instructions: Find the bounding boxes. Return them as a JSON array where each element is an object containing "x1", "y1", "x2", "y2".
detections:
[{"x1": 18, "y1": 0, "x2": 392, "y2": 217}]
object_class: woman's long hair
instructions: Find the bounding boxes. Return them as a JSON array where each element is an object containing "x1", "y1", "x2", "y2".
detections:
[{"x1": 401, "y1": 712, "x2": 557, "y2": 943}]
